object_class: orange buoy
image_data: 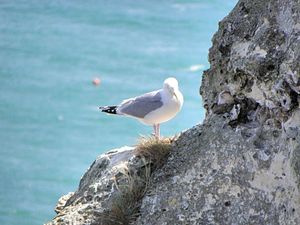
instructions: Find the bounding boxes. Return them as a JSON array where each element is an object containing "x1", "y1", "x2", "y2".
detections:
[{"x1": 92, "y1": 77, "x2": 101, "y2": 86}]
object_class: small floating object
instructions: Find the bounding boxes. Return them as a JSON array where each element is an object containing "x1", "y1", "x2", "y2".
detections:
[{"x1": 92, "y1": 77, "x2": 101, "y2": 86}]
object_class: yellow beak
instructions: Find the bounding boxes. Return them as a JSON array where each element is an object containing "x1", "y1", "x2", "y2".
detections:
[{"x1": 173, "y1": 92, "x2": 178, "y2": 100}]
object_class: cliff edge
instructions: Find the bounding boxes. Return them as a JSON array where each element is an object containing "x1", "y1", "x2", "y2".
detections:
[{"x1": 47, "y1": 0, "x2": 300, "y2": 224}]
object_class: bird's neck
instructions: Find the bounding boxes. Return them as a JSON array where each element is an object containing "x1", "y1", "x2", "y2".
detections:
[{"x1": 162, "y1": 88, "x2": 172, "y2": 97}]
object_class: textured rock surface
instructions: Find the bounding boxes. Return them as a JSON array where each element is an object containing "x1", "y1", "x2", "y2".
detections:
[
  {"x1": 136, "y1": 117, "x2": 300, "y2": 225},
  {"x1": 136, "y1": 0, "x2": 300, "y2": 224},
  {"x1": 46, "y1": 139, "x2": 171, "y2": 225},
  {"x1": 46, "y1": 146, "x2": 143, "y2": 224},
  {"x1": 201, "y1": 0, "x2": 300, "y2": 122},
  {"x1": 47, "y1": 0, "x2": 300, "y2": 224}
]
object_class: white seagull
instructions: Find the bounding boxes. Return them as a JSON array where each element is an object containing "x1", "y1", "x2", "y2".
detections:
[{"x1": 99, "y1": 77, "x2": 184, "y2": 138}]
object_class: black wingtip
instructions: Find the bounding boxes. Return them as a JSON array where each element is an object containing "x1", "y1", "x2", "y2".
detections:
[{"x1": 99, "y1": 105, "x2": 118, "y2": 114}]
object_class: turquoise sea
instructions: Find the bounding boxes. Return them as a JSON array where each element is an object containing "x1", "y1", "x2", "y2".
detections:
[{"x1": 0, "y1": 1, "x2": 237, "y2": 224}]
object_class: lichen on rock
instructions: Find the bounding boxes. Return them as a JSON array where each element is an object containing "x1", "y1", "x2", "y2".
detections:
[
  {"x1": 136, "y1": 116, "x2": 300, "y2": 225},
  {"x1": 201, "y1": 0, "x2": 300, "y2": 124},
  {"x1": 137, "y1": 0, "x2": 300, "y2": 224}
]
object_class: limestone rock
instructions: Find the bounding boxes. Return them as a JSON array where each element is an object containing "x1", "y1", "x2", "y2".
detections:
[
  {"x1": 46, "y1": 146, "x2": 143, "y2": 225},
  {"x1": 201, "y1": 0, "x2": 300, "y2": 123},
  {"x1": 136, "y1": 116, "x2": 300, "y2": 225},
  {"x1": 54, "y1": 192, "x2": 74, "y2": 214},
  {"x1": 137, "y1": 0, "x2": 300, "y2": 224}
]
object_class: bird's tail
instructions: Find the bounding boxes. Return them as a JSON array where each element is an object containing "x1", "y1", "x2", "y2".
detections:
[{"x1": 99, "y1": 105, "x2": 118, "y2": 114}]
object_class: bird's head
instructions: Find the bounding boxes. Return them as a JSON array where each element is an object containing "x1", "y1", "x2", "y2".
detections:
[{"x1": 163, "y1": 77, "x2": 179, "y2": 98}]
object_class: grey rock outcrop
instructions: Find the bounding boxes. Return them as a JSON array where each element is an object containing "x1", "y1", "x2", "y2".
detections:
[
  {"x1": 46, "y1": 139, "x2": 172, "y2": 225},
  {"x1": 137, "y1": 0, "x2": 300, "y2": 224},
  {"x1": 47, "y1": 146, "x2": 135, "y2": 224},
  {"x1": 201, "y1": 0, "x2": 300, "y2": 124},
  {"x1": 136, "y1": 117, "x2": 300, "y2": 225},
  {"x1": 47, "y1": 0, "x2": 300, "y2": 224}
]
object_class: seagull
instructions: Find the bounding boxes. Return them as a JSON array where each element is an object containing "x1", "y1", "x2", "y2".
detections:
[{"x1": 99, "y1": 77, "x2": 183, "y2": 138}]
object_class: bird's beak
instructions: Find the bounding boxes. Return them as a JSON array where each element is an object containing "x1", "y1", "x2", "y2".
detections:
[{"x1": 173, "y1": 91, "x2": 178, "y2": 100}]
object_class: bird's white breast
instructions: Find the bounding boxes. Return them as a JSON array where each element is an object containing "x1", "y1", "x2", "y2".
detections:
[{"x1": 141, "y1": 89, "x2": 183, "y2": 125}]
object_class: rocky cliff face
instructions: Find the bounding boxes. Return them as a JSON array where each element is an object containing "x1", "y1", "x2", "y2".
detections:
[
  {"x1": 201, "y1": 0, "x2": 300, "y2": 127},
  {"x1": 47, "y1": 0, "x2": 300, "y2": 224}
]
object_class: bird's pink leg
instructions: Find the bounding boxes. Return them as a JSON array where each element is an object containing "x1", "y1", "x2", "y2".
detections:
[
  {"x1": 153, "y1": 124, "x2": 157, "y2": 137},
  {"x1": 157, "y1": 124, "x2": 160, "y2": 139}
]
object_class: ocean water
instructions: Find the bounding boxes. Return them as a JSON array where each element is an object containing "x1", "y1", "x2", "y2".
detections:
[{"x1": 0, "y1": 1, "x2": 237, "y2": 224}]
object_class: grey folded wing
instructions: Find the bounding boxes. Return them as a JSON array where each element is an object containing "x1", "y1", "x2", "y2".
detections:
[{"x1": 118, "y1": 90, "x2": 163, "y2": 118}]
